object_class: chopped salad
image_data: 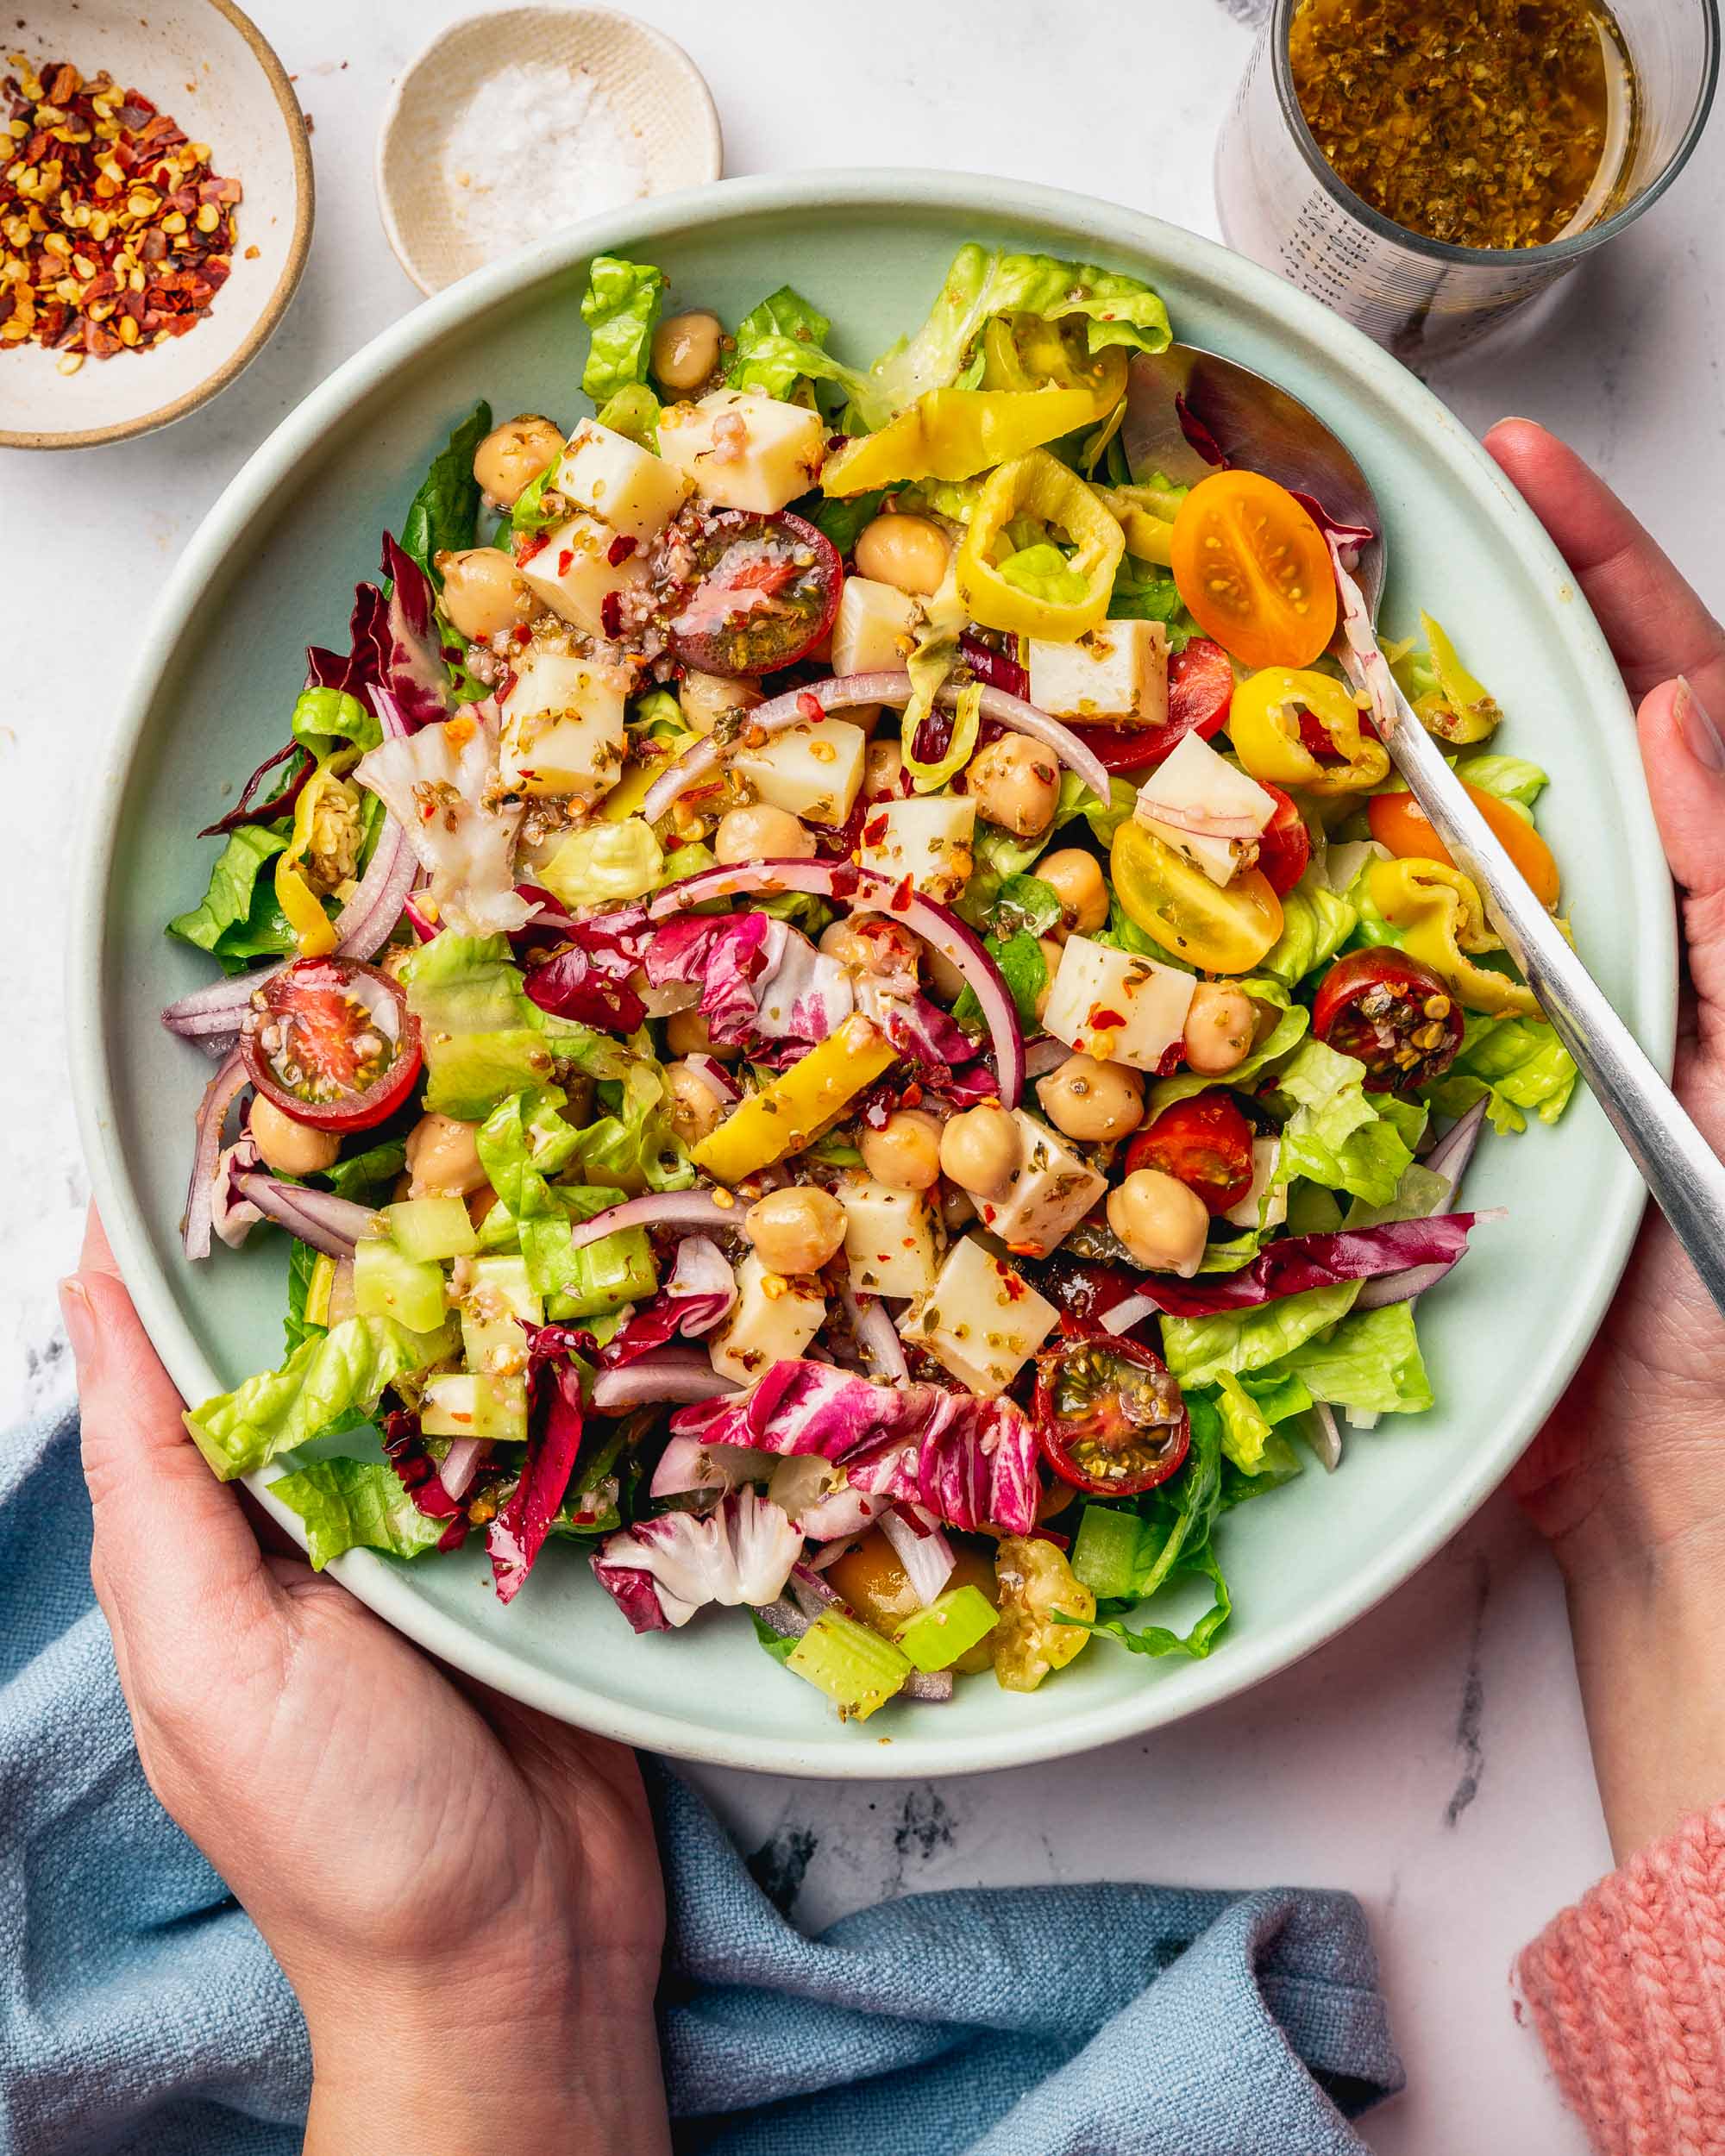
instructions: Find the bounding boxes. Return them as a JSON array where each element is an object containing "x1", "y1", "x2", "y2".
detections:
[{"x1": 163, "y1": 242, "x2": 1578, "y2": 1720}]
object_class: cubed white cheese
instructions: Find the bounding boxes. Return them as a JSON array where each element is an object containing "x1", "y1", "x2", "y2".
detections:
[
  {"x1": 858, "y1": 795, "x2": 975, "y2": 902},
  {"x1": 837, "y1": 1175, "x2": 941, "y2": 1298},
  {"x1": 518, "y1": 514, "x2": 648, "y2": 634},
  {"x1": 1042, "y1": 936, "x2": 1196, "y2": 1074},
  {"x1": 708, "y1": 1250, "x2": 826, "y2": 1386},
  {"x1": 1222, "y1": 1138, "x2": 1289, "y2": 1232},
  {"x1": 554, "y1": 417, "x2": 688, "y2": 541},
  {"x1": 1027, "y1": 619, "x2": 1169, "y2": 726},
  {"x1": 499, "y1": 649, "x2": 627, "y2": 800},
  {"x1": 734, "y1": 717, "x2": 866, "y2": 828},
  {"x1": 831, "y1": 575, "x2": 919, "y2": 676},
  {"x1": 973, "y1": 1110, "x2": 1107, "y2": 1259},
  {"x1": 1134, "y1": 731, "x2": 1278, "y2": 890},
  {"x1": 657, "y1": 388, "x2": 827, "y2": 514},
  {"x1": 899, "y1": 1234, "x2": 1058, "y2": 1398}
]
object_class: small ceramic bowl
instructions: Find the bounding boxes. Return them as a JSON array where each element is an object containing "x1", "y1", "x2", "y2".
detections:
[
  {"x1": 376, "y1": 6, "x2": 723, "y2": 296},
  {"x1": 0, "y1": 0, "x2": 311, "y2": 452}
]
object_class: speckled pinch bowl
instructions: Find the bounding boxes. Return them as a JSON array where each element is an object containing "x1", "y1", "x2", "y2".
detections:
[
  {"x1": 0, "y1": 0, "x2": 311, "y2": 450},
  {"x1": 70, "y1": 173, "x2": 1674, "y2": 1778}
]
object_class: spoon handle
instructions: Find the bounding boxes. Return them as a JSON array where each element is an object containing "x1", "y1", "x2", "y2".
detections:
[{"x1": 1373, "y1": 671, "x2": 1725, "y2": 1317}]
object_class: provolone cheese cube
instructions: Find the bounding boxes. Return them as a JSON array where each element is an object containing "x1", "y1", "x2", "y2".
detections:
[
  {"x1": 499, "y1": 650, "x2": 627, "y2": 800},
  {"x1": 734, "y1": 717, "x2": 866, "y2": 827},
  {"x1": 708, "y1": 1251, "x2": 826, "y2": 1387},
  {"x1": 832, "y1": 575, "x2": 918, "y2": 675},
  {"x1": 1042, "y1": 936, "x2": 1196, "y2": 1073},
  {"x1": 657, "y1": 388, "x2": 827, "y2": 514},
  {"x1": 554, "y1": 417, "x2": 689, "y2": 541},
  {"x1": 1135, "y1": 731, "x2": 1278, "y2": 889},
  {"x1": 1222, "y1": 1138, "x2": 1289, "y2": 1232},
  {"x1": 899, "y1": 1235, "x2": 1058, "y2": 1398},
  {"x1": 859, "y1": 795, "x2": 975, "y2": 902},
  {"x1": 973, "y1": 1111, "x2": 1107, "y2": 1259},
  {"x1": 1027, "y1": 619, "x2": 1169, "y2": 726},
  {"x1": 518, "y1": 515, "x2": 648, "y2": 634},
  {"x1": 837, "y1": 1175, "x2": 940, "y2": 1299}
]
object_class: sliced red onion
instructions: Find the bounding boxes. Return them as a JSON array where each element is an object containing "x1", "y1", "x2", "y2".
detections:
[
  {"x1": 650, "y1": 1434, "x2": 774, "y2": 1500},
  {"x1": 787, "y1": 1560, "x2": 846, "y2": 1622},
  {"x1": 752, "y1": 1595, "x2": 812, "y2": 1643},
  {"x1": 438, "y1": 1437, "x2": 488, "y2": 1501},
  {"x1": 1099, "y1": 1293, "x2": 1162, "y2": 1338},
  {"x1": 1305, "y1": 1402, "x2": 1343, "y2": 1473},
  {"x1": 1132, "y1": 795, "x2": 1265, "y2": 842},
  {"x1": 182, "y1": 1049, "x2": 249, "y2": 1260},
  {"x1": 368, "y1": 684, "x2": 414, "y2": 742},
  {"x1": 880, "y1": 1506, "x2": 956, "y2": 1607},
  {"x1": 323, "y1": 812, "x2": 417, "y2": 962},
  {"x1": 904, "y1": 1669, "x2": 955, "y2": 1703},
  {"x1": 231, "y1": 1172, "x2": 380, "y2": 1260},
  {"x1": 1352, "y1": 1263, "x2": 1458, "y2": 1312},
  {"x1": 646, "y1": 860, "x2": 1025, "y2": 1109},
  {"x1": 563, "y1": 1189, "x2": 741, "y2": 1253},
  {"x1": 837, "y1": 1275, "x2": 911, "y2": 1384},
  {"x1": 638, "y1": 668, "x2": 1110, "y2": 822},
  {"x1": 1423, "y1": 1098, "x2": 1488, "y2": 1194},
  {"x1": 1024, "y1": 1035, "x2": 1071, "y2": 1079},
  {"x1": 591, "y1": 1349, "x2": 738, "y2": 1414},
  {"x1": 402, "y1": 892, "x2": 440, "y2": 943},
  {"x1": 684, "y1": 1051, "x2": 741, "y2": 1104}
]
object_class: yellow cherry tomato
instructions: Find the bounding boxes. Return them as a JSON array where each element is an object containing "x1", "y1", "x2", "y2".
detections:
[
  {"x1": 1367, "y1": 784, "x2": 1560, "y2": 909},
  {"x1": 1170, "y1": 470, "x2": 1338, "y2": 669},
  {"x1": 1226, "y1": 666, "x2": 1389, "y2": 795},
  {"x1": 1109, "y1": 818, "x2": 1284, "y2": 975}
]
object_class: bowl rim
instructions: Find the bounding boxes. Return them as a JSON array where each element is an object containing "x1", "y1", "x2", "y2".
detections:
[
  {"x1": 373, "y1": 3, "x2": 724, "y2": 297},
  {"x1": 68, "y1": 169, "x2": 1675, "y2": 1778},
  {"x1": 0, "y1": 0, "x2": 314, "y2": 453}
]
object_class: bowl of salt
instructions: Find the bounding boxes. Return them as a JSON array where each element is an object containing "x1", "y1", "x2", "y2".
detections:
[{"x1": 376, "y1": 4, "x2": 723, "y2": 295}]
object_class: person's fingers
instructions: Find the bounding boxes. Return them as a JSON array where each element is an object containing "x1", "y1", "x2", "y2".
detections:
[
  {"x1": 1483, "y1": 420, "x2": 1725, "y2": 712},
  {"x1": 1638, "y1": 678, "x2": 1725, "y2": 1044}
]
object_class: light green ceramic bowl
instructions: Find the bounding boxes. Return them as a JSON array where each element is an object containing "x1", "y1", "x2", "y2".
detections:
[{"x1": 69, "y1": 172, "x2": 1674, "y2": 1778}]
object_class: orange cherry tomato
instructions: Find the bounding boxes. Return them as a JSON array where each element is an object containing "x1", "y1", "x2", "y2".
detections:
[
  {"x1": 1169, "y1": 471, "x2": 1338, "y2": 671},
  {"x1": 1366, "y1": 784, "x2": 1560, "y2": 909}
]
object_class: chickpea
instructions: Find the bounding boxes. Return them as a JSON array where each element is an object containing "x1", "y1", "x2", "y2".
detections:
[
  {"x1": 938, "y1": 1104, "x2": 1023, "y2": 1201},
  {"x1": 473, "y1": 413, "x2": 563, "y2": 507},
  {"x1": 678, "y1": 669, "x2": 761, "y2": 736},
  {"x1": 1107, "y1": 1168, "x2": 1210, "y2": 1277},
  {"x1": 745, "y1": 1185, "x2": 848, "y2": 1275},
  {"x1": 1182, "y1": 982, "x2": 1258, "y2": 1075},
  {"x1": 853, "y1": 512, "x2": 950, "y2": 597},
  {"x1": 1036, "y1": 1054, "x2": 1145, "y2": 1144},
  {"x1": 715, "y1": 804, "x2": 817, "y2": 864},
  {"x1": 651, "y1": 309, "x2": 723, "y2": 394},
  {"x1": 966, "y1": 732, "x2": 1062, "y2": 837},
  {"x1": 665, "y1": 1059, "x2": 726, "y2": 1146},
  {"x1": 405, "y1": 1111, "x2": 486, "y2": 1198},
  {"x1": 1032, "y1": 937, "x2": 1065, "y2": 1025},
  {"x1": 1037, "y1": 848, "x2": 1109, "y2": 937},
  {"x1": 436, "y1": 547, "x2": 532, "y2": 641},
  {"x1": 860, "y1": 1109, "x2": 943, "y2": 1192},
  {"x1": 938, "y1": 1182, "x2": 975, "y2": 1232},
  {"x1": 664, "y1": 1008, "x2": 741, "y2": 1061},
  {"x1": 249, "y1": 1095, "x2": 339, "y2": 1179},
  {"x1": 819, "y1": 916, "x2": 920, "y2": 981},
  {"x1": 862, "y1": 738, "x2": 906, "y2": 801}
]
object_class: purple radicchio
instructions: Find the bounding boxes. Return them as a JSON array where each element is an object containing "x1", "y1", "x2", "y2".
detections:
[
  {"x1": 487, "y1": 1322, "x2": 590, "y2": 1603},
  {"x1": 592, "y1": 1486, "x2": 804, "y2": 1633},
  {"x1": 380, "y1": 533, "x2": 457, "y2": 730},
  {"x1": 384, "y1": 1411, "x2": 480, "y2": 1551},
  {"x1": 643, "y1": 913, "x2": 853, "y2": 1051},
  {"x1": 599, "y1": 1238, "x2": 737, "y2": 1372},
  {"x1": 520, "y1": 901, "x2": 650, "y2": 1030}
]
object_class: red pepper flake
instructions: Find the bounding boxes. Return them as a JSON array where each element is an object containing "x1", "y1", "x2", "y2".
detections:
[
  {"x1": 862, "y1": 812, "x2": 888, "y2": 846},
  {"x1": 606, "y1": 533, "x2": 637, "y2": 566},
  {"x1": 889, "y1": 874, "x2": 913, "y2": 911},
  {"x1": 517, "y1": 532, "x2": 550, "y2": 565},
  {"x1": 599, "y1": 591, "x2": 624, "y2": 639},
  {"x1": 796, "y1": 691, "x2": 824, "y2": 724},
  {"x1": 1088, "y1": 1006, "x2": 1127, "y2": 1029},
  {"x1": 556, "y1": 548, "x2": 574, "y2": 576}
]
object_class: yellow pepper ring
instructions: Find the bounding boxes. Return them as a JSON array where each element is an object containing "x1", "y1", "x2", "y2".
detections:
[
  {"x1": 273, "y1": 765, "x2": 342, "y2": 959},
  {"x1": 1363, "y1": 859, "x2": 1538, "y2": 1016},
  {"x1": 955, "y1": 448, "x2": 1125, "y2": 642},
  {"x1": 823, "y1": 380, "x2": 1115, "y2": 496},
  {"x1": 1227, "y1": 666, "x2": 1389, "y2": 795}
]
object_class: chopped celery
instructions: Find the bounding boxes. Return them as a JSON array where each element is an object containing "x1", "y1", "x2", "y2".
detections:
[
  {"x1": 385, "y1": 1195, "x2": 480, "y2": 1263},
  {"x1": 460, "y1": 1253, "x2": 543, "y2": 1375},
  {"x1": 892, "y1": 1584, "x2": 999, "y2": 1673},
  {"x1": 785, "y1": 1610, "x2": 912, "y2": 1720},
  {"x1": 422, "y1": 1371, "x2": 527, "y2": 1443},
  {"x1": 353, "y1": 1238, "x2": 447, "y2": 1335},
  {"x1": 1071, "y1": 1504, "x2": 1144, "y2": 1601}
]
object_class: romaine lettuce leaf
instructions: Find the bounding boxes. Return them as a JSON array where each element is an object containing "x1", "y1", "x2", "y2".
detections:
[
  {"x1": 166, "y1": 825, "x2": 289, "y2": 968},
  {"x1": 1421, "y1": 1011, "x2": 1578, "y2": 1135},
  {"x1": 580, "y1": 254, "x2": 664, "y2": 404},
  {"x1": 1160, "y1": 1280, "x2": 1360, "y2": 1388},
  {"x1": 399, "y1": 400, "x2": 491, "y2": 586},
  {"x1": 725, "y1": 284, "x2": 870, "y2": 410},
  {"x1": 476, "y1": 1087, "x2": 662, "y2": 1312},
  {"x1": 323, "y1": 1137, "x2": 407, "y2": 1203},
  {"x1": 1254, "y1": 868, "x2": 1358, "y2": 991},
  {"x1": 568, "y1": 1055, "x2": 693, "y2": 1194},
  {"x1": 284, "y1": 1238, "x2": 324, "y2": 1356},
  {"x1": 1451, "y1": 750, "x2": 1548, "y2": 812},
  {"x1": 269, "y1": 1456, "x2": 447, "y2": 1569},
  {"x1": 185, "y1": 1313, "x2": 457, "y2": 1482},
  {"x1": 402, "y1": 934, "x2": 558, "y2": 1122},
  {"x1": 1268, "y1": 1037, "x2": 1424, "y2": 1204},
  {"x1": 291, "y1": 684, "x2": 382, "y2": 757},
  {"x1": 1210, "y1": 1367, "x2": 1314, "y2": 1476},
  {"x1": 1284, "y1": 1300, "x2": 1433, "y2": 1415},
  {"x1": 595, "y1": 382, "x2": 661, "y2": 448}
]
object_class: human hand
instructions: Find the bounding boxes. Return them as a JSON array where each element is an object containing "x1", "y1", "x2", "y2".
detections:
[
  {"x1": 1486, "y1": 419, "x2": 1725, "y2": 1860},
  {"x1": 62, "y1": 1209, "x2": 671, "y2": 2156}
]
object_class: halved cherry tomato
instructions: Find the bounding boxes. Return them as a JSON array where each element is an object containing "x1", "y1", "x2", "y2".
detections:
[
  {"x1": 665, "y1": 509, "x2": 842, "y2": 677},
  {"x1": 1367, "y1": 784, "x2": 1560, "y2": 909},
  {"x1": 241, "y1": 956, "x2": 423, "y2": 1131},
  {"x1": 1126, "y1": 1092, "x2": 1257, "y2": 1214},
  {"x1": 1312, "y1": 948, "x2": 1465, "y2": 1092},
  {"x1": 1034, "y1": 1334, "x2": 1190, "y2": 1495},
  {"x1": 1255, "y1": 781, "x2": 1311, "y2": 898},
  {"x1": 1170, "y1": 471, "x2": 1338, "y2": 671},
  {"x1": 1111, "y1": 818, "x2": 1283, "y2": 975},
  {"x1": 1066, "y1": 636, "x2": 1237, "y2": 774}
]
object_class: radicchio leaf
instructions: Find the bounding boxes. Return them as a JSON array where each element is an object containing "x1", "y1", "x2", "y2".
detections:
[
  {"x1": 384, "y1": 1410, "x2": 478, "y2": 1551},
  {"x1": 381, "y1": 533, "x2": 457, "y2": 730},
  {"x1": 592, "y1": 1487, "x2": 803, "y2": 1633},
  {"x1": 521, "y1": 903, "x2": 651, "y2": 1029},
  {"x1": 1107, "y1": 1214, "x2": 1486, "y2": 1321},
  {"x1": 598, "y1": 1238, "x2": 737, "y2": 1371},
  {"x1": 643, "y1": 914, "x2": 853, "y2": 1051},
  {"x1": 487, "y1": 1323, "x2": 590, "y2": 1603}
]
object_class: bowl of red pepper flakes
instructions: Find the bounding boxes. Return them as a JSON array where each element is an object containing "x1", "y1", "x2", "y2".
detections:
[{"x1": 0, "y1": 0, "x2": 311, "y2": 450}]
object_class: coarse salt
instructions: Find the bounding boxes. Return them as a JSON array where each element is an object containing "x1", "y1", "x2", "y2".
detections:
[{"x1": 442, "y1": 61, "x2": 648, "y2": 260}]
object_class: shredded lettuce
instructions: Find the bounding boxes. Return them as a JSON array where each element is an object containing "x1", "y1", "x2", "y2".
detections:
[
  {"x1": 952, "y1": 929, "x2": 1047, "y2": 1031},
  {"x1": 1254, "y1": 868, "x2": 1358, "y2": 992},
  {"x1": 1267, "y1": 1038, "x2": 1425, "y2": 1205},
  {"x1": 1160, "y1": 1281, "x2": 1361, "y2": 1388},
  {"x1": 269, "y1": 1456, "x2": 448, "y2": 1569},
  {"x1": 1421, "y1": 1011, "x2": 1579, "y2": 1135},
  {"x1": 291, "y1": 685, "x2": 381, "y2": 758},
  {"x1": 1451, "y1": 750, "x2": 1548, "y2": 812},
  {"x1": 580, "y1": 254, "x2": 664, "y2": 404},
  {"x1": 475, "y1": 1085, "x2": 663, "y2": 1313},
  {"x1": 794, "y1": 486, "x2": 888, "y2": 556},
  {"x1": 399, "y1": 400, "x2": 491, "y2": 586}
]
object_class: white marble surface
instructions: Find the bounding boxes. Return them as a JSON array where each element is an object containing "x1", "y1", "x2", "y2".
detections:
[{"x1": 6, "y1": 2, "x2": 1722, "y2": 2147}]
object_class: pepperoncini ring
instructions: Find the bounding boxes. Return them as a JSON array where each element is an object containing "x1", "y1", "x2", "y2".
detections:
[
  {"x1": 1360, "y1": 858, "x2": 1538, "y2": 1016},
  {"x1": 273, "y1": 762, "x2": 342, "y2": 958},
  {"x1": 1228, "y1": 666, "x2": 1389, "y2": 794},
  {"x1": 955, "y1": 449, "x2": 1125, "y2": 642}
]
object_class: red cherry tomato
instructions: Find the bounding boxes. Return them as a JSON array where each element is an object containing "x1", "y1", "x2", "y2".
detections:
[
  {"x1": 665, "y1": 509, "x2": 842, "y2": 677},
  {"x1": 241, "y1": 956, "x2": 423, "y2": 1132},
  {"x1": 1034, "y1": 1334, "x2": 1190, "y2": 1496},
  {"x1": 1066, "y1": 636, "x2": 1236, "y2": 774},
  {"x1": 1311, "y1": 949, "x2": 1465, "y2": 1093},
  {"x1": 1034, "y1": 1253, "x2": 1145, "y2": 1338},
  {"x1": 1254, "y1": 781, "x2": 1312, "y2": 897},
  {"x1": 1125, "y1": 1091, "x2": 1257, "y2": 1215}
]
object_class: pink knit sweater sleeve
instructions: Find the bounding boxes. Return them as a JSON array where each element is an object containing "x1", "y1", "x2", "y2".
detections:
[{"x1": 1516, "y1": 1803, "x2": 1725, "y2": 2154}]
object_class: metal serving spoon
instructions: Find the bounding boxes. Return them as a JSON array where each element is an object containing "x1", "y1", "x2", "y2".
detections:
[{"x1": 1125, "y1": 346, "x2": 1725, "y2": 1319}]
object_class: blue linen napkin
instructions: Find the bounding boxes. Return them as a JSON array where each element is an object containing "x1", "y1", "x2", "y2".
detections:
[{"x1": 0, "y1": 1412, "x2": 1402, "y2": 2155}]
